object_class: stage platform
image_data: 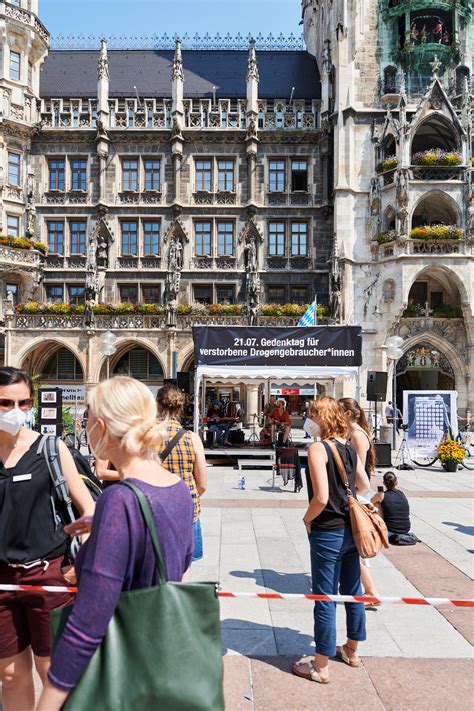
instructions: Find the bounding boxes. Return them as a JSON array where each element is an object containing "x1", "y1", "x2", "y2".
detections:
[{"x1": 204, "y1": 446, "x2": 309, "y2": 464}]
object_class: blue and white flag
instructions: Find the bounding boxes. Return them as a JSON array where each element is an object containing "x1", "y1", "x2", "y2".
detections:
[{"x1": 297, "y1": 297, "x2": 318, "y2": 327}]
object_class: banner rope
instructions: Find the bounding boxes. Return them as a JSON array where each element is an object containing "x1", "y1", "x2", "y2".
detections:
[{"x1": 1, "y1": 584, "x2": 473, "y2": 607}]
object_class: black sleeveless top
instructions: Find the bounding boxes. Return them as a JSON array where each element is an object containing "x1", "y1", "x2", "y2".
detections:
[
  {"x1": 307, "y1": 440, "x2": 358, "y2": 531},
  {"x1": 0, "y1": 437, "x2": 68, "y2": 564}
]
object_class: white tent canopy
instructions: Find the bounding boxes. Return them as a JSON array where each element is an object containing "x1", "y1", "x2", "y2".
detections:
[{"x1": 193, "y1": 365, "x2": 360, "y2": 431}]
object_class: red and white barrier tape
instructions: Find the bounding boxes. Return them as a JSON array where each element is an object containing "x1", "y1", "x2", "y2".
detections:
[{"x1": 0, "y1": 584, "x2": 473, "y2": 607}]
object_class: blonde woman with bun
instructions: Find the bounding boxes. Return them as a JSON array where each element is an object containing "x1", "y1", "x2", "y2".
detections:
[{"x1": 37, "y1": 377, "x2": 194, "y2": 711}]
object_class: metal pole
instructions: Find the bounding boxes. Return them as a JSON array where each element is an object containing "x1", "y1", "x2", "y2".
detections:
[
  {"x1": 106, "y1": 355, "x2": 110, "y2": 380},
  {"x1": 392, "y1": 359, "x2": 397, "y2": 449}
]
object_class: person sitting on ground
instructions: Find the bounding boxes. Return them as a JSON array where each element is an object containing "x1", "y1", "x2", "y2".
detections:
[
  {"x1": 270, "y1": 399, "x2": 292, "y2": 446},
  {"x1": 339, "y1": 397, "x2": 380, "y2": 607},
  {"x1": 37, "y1": 376, "x2": 194, "y2": 710},
  {"x1": 371, "y1": 471, "x2": 413, "y2": 543},
  {"x1": 156, "y1": 384, "x2": 207, "y2": 562}
]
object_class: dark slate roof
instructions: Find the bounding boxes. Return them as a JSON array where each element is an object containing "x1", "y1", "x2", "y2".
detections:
[{"x1": 40, "y1": 49, "x2": 320, "y2": 99}]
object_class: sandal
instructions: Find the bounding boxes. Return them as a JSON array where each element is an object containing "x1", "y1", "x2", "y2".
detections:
[
  {"x1": 291, "y1": 656, "x2": 330, "y2": 684},
  {"x1": 336, "y1": 644, "x2": 359, "y2": 668}
]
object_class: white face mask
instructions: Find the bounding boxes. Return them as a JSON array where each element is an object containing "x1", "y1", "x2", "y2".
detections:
[
  {"x1": 0, "y1": 408, "x2": 27, "y2": 436},
  {"x1": 87, "y1": 421, "x2": 107, "y2": 460},
  {"x1": 303, "y1": 418, "x2": 321, "y2": 439}
]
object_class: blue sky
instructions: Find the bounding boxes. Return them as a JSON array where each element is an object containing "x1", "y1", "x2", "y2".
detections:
[{"x1": 40, "y1": 0, "x2": 302, "y2": 38}]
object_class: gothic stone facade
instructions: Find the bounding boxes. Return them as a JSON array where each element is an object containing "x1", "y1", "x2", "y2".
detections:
[{"x1": 303, "y1": 0, "x2": 474, "y2": 413}]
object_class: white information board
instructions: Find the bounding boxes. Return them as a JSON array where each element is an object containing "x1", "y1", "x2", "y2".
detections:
[{"x1": 403, "y1": 390, "x2": 458, "y2": 459}]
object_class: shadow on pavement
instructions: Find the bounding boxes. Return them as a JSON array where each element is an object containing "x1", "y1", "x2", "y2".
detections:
[
  {"x1": 229, "y1": 568, "x2": 312, "y2": 594},
  {"x1": 442, "y1": 521, "x2": 474, "y2": 536},
  {"x1": 221, "y1": 618, "x2": 313, "y2": 667}
]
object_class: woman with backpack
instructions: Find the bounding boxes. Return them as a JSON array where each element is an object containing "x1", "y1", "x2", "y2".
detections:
[
  {"x1": 292, "y1": 396, "x2": 370, "y2": 685},
  {"x1": 156, "y1": 384, "x2": 207, "y2": 561},
  {"x1": 0, "y1": 367, "x2": 94, "y2": 711}
]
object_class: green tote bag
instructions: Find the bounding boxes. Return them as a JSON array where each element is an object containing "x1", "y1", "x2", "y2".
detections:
[{"x1": 51, "y1": 481, "x2": 225, "y2": 711}]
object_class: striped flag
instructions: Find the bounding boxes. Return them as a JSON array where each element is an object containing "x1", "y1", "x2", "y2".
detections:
[{"x1": 297, "y1": 296, "x2": 318, "y2": 327}]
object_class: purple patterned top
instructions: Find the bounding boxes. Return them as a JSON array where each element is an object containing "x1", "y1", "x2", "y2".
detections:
[{"x1": 48, "y1": 478, "x2": 194, "y2": 691}]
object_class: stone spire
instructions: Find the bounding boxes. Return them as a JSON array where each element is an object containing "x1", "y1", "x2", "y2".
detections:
[
  {"x1": 97, "y1": 37, "x2": 110, "y2": 125},
  {"x1": 246, "y1": 38, "x2": 259, "y2": 117},
  {"x1": 172, "y1": 37, "x2": 185, "y2": 118}
]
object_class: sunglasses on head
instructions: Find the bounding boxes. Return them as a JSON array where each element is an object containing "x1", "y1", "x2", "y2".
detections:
[{"x1": 0, "y1": 398, "x2": 34, "y2": 411}]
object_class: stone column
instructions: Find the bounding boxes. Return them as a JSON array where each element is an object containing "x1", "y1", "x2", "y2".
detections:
[{"x1": 245, "y1": 384, "x2": 260, "y2": 427}]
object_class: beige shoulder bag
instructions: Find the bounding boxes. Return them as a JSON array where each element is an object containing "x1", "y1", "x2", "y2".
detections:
[{"x1": 325, "y1": 440, "x2": 389, "y2": 559}]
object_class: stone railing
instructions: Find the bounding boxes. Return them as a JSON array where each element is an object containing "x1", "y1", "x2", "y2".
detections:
[
  {"x1": 375, "y1": 238, "x2": 471, "y2": 259},
  {"x1": 38, "y1": 96, "x2": 319, "y2": 132},
  {"x1": 44, "y1": 191, "x2": 89, "y2": 205},
  {"x1": 40, "y1": 99, "x2": 97, "y2": 129},
  {"x1": 14, "y1": 312, "x2": 300, "y2": 330},
  {"x1": 410, "y1": 166, "x2": 464, "y2": 181},
  {"x1": 2, "y1": 1, "x2": 49, "y2": 42},
  {"x1": 0, "y1": 244, "x2": 42, "y2": 267}
]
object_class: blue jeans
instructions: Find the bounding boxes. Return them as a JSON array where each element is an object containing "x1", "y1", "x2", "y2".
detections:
[
  {"x1": 192, "y1": 519, "x2": 203, "y2": 562},
  {"x1": 309, "y1": 527, "x2": 366, "y2": 657}
]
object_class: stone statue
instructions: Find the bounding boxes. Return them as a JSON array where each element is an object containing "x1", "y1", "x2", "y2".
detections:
[
  {"x1": 96, "y1": 235, "x2": 109, "y2": 268},
  {"x1": 369, "y1": 177, "x2": 380, "y2": 214},
  {"x1": 246, "y1": 117, "x2": 257, "y2": 141},
  {"x1": 245, "y1": 239, "x2": 257, "y2": 272},
  {"x1": 168, "y1": 237, "x2": 183, "y2": 272},
  {"x1": 397, "y1": 206, "x2": 409, "y2": 236},
  {"x1": 248, "y1": 302, "x2": 258, "y2": 326},
  {"x1": 166, "y1": 299, "x2": 178, "y2": 328},
  {"x1": 83, "y1": 299, "x2": 95, "y2": 328},
  {"x1": 395, "y1": 168, "x2": 409, "y2": 206},
  {"x1": 95, "y1": 117, "x2": 108, "y2": 141},
  {"x1": 172, "y1": 117, "x2": 183, "y2": 139}
]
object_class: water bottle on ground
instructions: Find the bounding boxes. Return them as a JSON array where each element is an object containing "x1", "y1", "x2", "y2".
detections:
[{"x1": 241, "y1": 476, "x2": 246, "y2": 491}]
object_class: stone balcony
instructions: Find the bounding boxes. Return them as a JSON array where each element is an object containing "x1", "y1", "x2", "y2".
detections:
[
  {"x1": 1, "y1": 1, "x2": 49, "y2": 43},
  {"x1": 13, "y1": 312, "x2": 300, "y2": 331},
  {"x1": 0, "y1": 244, "x2": 43, "y2": 269},
  {"x1": 374, "y1": 238, "x2": 472, "y2": 260}
]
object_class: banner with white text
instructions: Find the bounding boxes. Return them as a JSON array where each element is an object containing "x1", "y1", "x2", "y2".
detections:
[{"x1": 193, "y1": 326, "x2": 362, "y2": 368}]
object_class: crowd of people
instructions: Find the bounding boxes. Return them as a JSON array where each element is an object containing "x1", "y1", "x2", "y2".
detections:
[{"x1": 0, "y1": 366, "x2": 414, "y2": 707}]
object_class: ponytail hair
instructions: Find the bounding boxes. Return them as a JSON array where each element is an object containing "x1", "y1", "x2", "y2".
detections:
[
  {"x1": 87, "y1": 376, "x2": 166, "y2": 457},
  {"x1": 338, "y1": 397, "x2": 376, "y2": 473},
  {"x1": 383, "y1": 471, "x2": 398, "y2": 491}
]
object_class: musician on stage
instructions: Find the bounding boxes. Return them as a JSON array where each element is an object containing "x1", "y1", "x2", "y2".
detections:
[
  {"x1": 269, "y1": 398, "x2": 292, "y2": 446},
  {"x1": 206, "y1": 399, "x2": 230, "y2": 446}
]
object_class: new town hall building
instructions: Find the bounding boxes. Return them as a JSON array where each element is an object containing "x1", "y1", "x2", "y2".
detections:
[{"x1": 0, "y1": 0, "x2": 472, "y2": 416}]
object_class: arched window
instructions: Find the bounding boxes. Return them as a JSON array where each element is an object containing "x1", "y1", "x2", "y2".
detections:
[
  {"x1": 113, "y1": 348, "x2": 163, "y2": 382},
  {"x1": 43, "y1": 347, "x2": 83, "y2": 381}
]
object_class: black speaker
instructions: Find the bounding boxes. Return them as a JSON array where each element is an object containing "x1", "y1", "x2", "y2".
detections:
[
  {"x1": 375, "y1": 443, "x2": 392, "y2": 467},
  {"x1": 177, "y1": 371, "x2": 190, "y2": 393},
  {"x1": 366, "y1": 371, "x2": 388, "y2": 402}
]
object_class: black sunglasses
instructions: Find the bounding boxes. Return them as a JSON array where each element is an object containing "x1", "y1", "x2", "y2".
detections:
[{"x1": 0, "y1": 398, "x2": 34, "y2": 411}]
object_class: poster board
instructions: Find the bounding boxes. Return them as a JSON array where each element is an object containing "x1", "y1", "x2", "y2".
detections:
[
  {"x1": 403, "y1": 390, "x2": 458, "y2": 459},
  {"x1": 38, "y1": 387, "x2": 63, "y2": 437}
]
